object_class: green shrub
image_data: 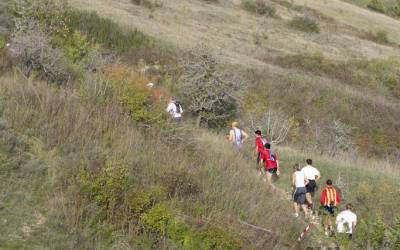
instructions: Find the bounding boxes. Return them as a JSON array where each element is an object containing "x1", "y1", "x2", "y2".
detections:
[
  {"x1": 79, "y1": 158, "x2": 129, "y2": 212},
  {"x1": 129, "y1": 187, "x2": 167, "y2": 218},
  {"x1": 196, "y1": 226, "x2": 243, "y2": 250},
  {"x1": 65, "y1": 10, "x2": 154, "y2": 52},
  {"x1": 370, "y1": 217, "x2": 387, "y2": 249},
  {"x1": 288, "y1": 16, "x2": 320, "y2": 33},
  {"x1": 140, "y1": 202, "x2": 174, "y2": 236},
  {"x1": 241, "y1": 0, "x2": 276, "y2": 17},
  {"x1": 0, "y1": 35, "x2": 5, "y2": 49},
  {"x1": 367, "y1": 0, "x2": 386, "y2": 13},
  {"x1": 131, "y1": 0, "x2": 163, "y2": 9},
  {"x1": 62, "y1": 31, "x2": 93, "y2": 63}
]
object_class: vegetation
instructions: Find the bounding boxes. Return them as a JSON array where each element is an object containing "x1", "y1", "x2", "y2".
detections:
[
  {"x1": 367, "y1": 0, "x2": 386, "y2": 13},
  {"x1": 288, "y1": 16, "x2": 320, "y2": 33},
  {"x1": 1, "y1": 0, "x2": 400, "y2": 249},
  {"x1": 241, "y1": 0, "x2": 276, "y2": 17}
]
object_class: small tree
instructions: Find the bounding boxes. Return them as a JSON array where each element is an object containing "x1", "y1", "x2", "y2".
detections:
[
  {"x1": 178, "y1": 47, "x2": 241, "y2": 127},
  {"x1": 245, "y1": 110, "x2": 292, "y2": 145}
]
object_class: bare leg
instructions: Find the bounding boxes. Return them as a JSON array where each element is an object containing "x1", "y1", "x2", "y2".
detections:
[
  {"x1": 293, "y1": 202, "x2": 299, "y2": 216},
  {"x1": 301, "y1": 204, "x2": 309, "y2": 218}
]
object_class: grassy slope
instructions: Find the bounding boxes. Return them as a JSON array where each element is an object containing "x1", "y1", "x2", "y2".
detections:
[{"x1": 0, "y1": 74, "x2": 399, "y2": 249}]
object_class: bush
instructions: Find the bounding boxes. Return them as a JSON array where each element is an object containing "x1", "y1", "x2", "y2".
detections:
[
  {"x1": 65, "y1": 9, "x2": 154, "y2": 52},
  {"x1": 367, "y1": 0, "x2": 386, "y2": 13},
  {"x1": 241, "y1": 0, "x2": 276, "y2": 17},
  {"x1": 140, "y1": 202, "x2": 174, "y2": 236},
  {"x1": 79, "y1": 158, "x2": 129, "y2": 213},
  {"x1": 288, "y1": 16, "x2": 320, "y2": 33},
  {"x1": 196, "y1": 226, "x2": 243, "y2": 250},
  {"x1": 178, "y1": 47, "x2": 241, "y2": 127},
  {"x1": 9, "y1": 21, "x2": 73, "y2": 83},
  {"x1": 161, "y1": 169, "x2": 200, "y2": 198},
  {"x1": 131, "y1": 0, "x2": 163, "y2": 9},
  {"x1": 105, "y1": 65, "x2": 165, "y2": 125}
]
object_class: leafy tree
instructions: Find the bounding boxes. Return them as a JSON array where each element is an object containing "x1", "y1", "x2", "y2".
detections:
[{"x1": 178, "y1": 46, "x2": 242, "y2": 127}]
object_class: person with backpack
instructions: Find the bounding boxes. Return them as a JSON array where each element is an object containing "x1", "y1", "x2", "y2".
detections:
[
  {"x1": 320, "y1": 179, "x2": 341, "y2": 236},
  {"x1": 228, "y1": 122, "x2": 249, "y2": 151},
  {"x1": 166, "y1": 97, "x2": 183, "y2": 123},
  {"x1": 255, "y1": 130, "x2": 268, "y2": 175},
  {"x1": 292, "y1": 163, "x2": 309, "y2": 218},
  {"x1": 336, "y1": 203, "x2": 357, "y2": 240},
  {"x1": 260, "y1": 142, "x2": 280, "y2": 183},
  {"x1": 301, "y1": 159, "x2": 321, "y2": 214}
]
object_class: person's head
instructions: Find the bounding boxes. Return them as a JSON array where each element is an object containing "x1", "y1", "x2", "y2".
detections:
[
  {"x1": 293, "y1": 163, "x2": 301, "y2": 171},
  {"x1": 255, "y1": 130, "x2": 262, "y2": 136},
  {"x1": 264, "y1": 142, "x2": 271, "y2": 149},
  {"x1": 326, "y1": 179, "x2": 333, "y2": 186},
  {"x1": 345, "y1": 203, "x2": 353, "y2": 210},
  {"x1": 306, "y1": 159, "x2": 312, "y2": 165},
  {"x1": 232, "y1": 121, "x2": 239, "y2": 128},
  {"x1": 170, "y1": 96, "x2": 176, "y2": 102}
]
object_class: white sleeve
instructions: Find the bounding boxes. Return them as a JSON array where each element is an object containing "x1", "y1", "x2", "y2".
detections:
[{"x1": 166, "y1": 103, "x2": 173, "y2": 112}]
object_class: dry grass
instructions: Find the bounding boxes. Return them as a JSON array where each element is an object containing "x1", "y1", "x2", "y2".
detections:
[{"x1": 67, "y1": 0, "x2": 400, "y2": 67}]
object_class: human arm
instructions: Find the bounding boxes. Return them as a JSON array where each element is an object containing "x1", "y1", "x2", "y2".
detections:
[
  {"x1": 241, "y1": 130, "x2": 249, "y2": 143},
  {"x1": 166, "y1": 103, "x2": 173, "y2": 113},
  {"x1": 228, "y1": 130, "x2": 234, "y2": 142},
  {"x1": 315, "y1": 169, "x2": 321, "y2": 181},
  {"x1": 304, "y1": 175, "x2": 309, "y2": 186}
]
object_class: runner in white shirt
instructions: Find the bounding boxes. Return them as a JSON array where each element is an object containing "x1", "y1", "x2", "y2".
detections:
[
  {"x1": 292, "y1": 164, "x2": 309, "y2": 218},
  {"x1": 336, "y1": 203, "x2": 357, "y2": 239},
  {"x1": 301, "y1": 159, "x2": 321, "y2": 213},
  {"x1": 166, "y1": 97, "x2": 183, "y2": 123}
]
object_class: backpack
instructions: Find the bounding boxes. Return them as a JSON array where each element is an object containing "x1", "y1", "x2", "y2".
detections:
[
  {"x1": 174, "y1": 101, "x2": 182, "y2": 114},
  {"x1": 269, "y1": 149, "x2": 277, "y2": 162}
]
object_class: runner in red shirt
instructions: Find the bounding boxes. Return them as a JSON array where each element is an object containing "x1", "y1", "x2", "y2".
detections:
[
  {"x1": 254, "y1": 130, "x2": 267, "y2": 175},
  {"x1": 261, "y1": 142, "x2": 280, "y2": 184}
]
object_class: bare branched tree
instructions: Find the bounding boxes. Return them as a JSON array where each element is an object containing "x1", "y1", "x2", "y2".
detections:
[
  {"x1": 245, "y1": 110, "x2": 292, "y2": 145},
  {"x1": 178, "y1": 46, "x2": 242, "y2": 127},
  {"x1": 8, "y1": 20, "x2": 72, "y2": 83}
]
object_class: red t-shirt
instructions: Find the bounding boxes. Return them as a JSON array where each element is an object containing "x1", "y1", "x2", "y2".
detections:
[
  {"x1": 261, "y1": 149, "x2": 278, "y2": 170},
  {"x1": 255, "y1": 136, "x2": 264, "y2": 152}
]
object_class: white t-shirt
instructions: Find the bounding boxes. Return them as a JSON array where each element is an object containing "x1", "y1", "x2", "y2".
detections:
[
  {"x1": 294, "y1": 171, "x2": 306, "y2": 188},
  {"x1": 166, "y1": 102, "x2": 182, "y2": 118},
  {"x1": 336, "y1": 210, "x2": 357, "y2": 234},
  {"x1": 301, "y1": 165, "x2": 320, "y2": 180}
]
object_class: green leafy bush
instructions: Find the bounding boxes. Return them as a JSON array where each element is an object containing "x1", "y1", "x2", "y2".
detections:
[
  {"x1": 0, "y1": 35, "x2": 5, "y2": 49},
  {"x1": 288, "y1": 16, "x2": 320, "y2": 33},
  {"x1": 131, "y1": 0, "x2": 163, "y2": 9},
  {"x1": 367, "y1": 0, "x2": 386, "y2": 13},
  {"x1": 129, "y1": 187, "x2": 167, "y2": 218},
  {"x1": 140, "y1": 202, "x2": 174, "y2": 236},
  {"x1": 241, "y1": 0, "x2": 276, "y2": 17},
  {"x1": 196, "y1": 226, "x2": 243, "y2": 250},
  {"x1": 65, "y1": 10, "x2": 154, "y2": 52},
  {"x1": 80, "y1": 158, "x2": 129, "y2": 212}
]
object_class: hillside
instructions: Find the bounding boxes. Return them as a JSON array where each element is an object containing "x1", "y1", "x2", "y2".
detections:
[
  {"x1": 1, "y1": 0, "x2": 400, "y2": 249},
  {"x1": 67, "y1": 0, "x2": 400, "y2": 158}
]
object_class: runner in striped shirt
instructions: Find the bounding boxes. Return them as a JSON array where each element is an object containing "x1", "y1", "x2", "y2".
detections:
[{"x1": 320, "y1": 179, "x2": 341, "y2": 236}]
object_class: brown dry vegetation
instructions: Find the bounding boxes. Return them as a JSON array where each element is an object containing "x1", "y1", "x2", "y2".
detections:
[{"x1": 1, "y1": 0, "x2": 400, "y2": 249}]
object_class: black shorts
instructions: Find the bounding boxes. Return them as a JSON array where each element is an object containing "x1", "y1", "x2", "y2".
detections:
[
  {"x1": 266, "y1": 168, "x2": 278, "y2": 174},
  {"x1": 306, "y1": 180, "x2": 317, "y2": 193},
  {"x1": 293, "y1": 187, "x2": 307, "y2": 204}
]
